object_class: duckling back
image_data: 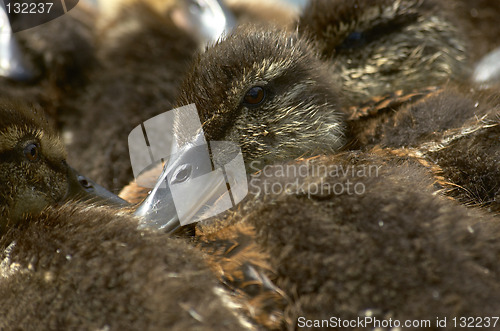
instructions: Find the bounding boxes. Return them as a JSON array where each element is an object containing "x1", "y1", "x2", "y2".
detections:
[
  {"x1": 0, "y1": 204, "x2": 253, "y2": 329},
  {"x1": 196, "y1": 151, "x2": 500, "y2": 327}
]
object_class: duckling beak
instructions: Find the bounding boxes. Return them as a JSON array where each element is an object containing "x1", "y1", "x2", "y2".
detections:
[
  {"x1": 134, "y1": 131, "x2": 246, "y2": 233},
  {"x1": 65, "y1": 166, "x2": 129, "y2": 206}
]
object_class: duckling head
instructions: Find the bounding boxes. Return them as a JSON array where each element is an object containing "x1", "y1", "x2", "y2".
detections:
[
  {"x1": 298, "y1": 0, "x2": 468, "y2": 103},
  {"x1": 0, "y1": 100, "x2": 125, "y2": 233},
  {"x1": 176, "y1": 26, "x2": 347, "y2": 169},
  {"x1": 135, "y1": 26, "x2": 347, "y2": 232}
]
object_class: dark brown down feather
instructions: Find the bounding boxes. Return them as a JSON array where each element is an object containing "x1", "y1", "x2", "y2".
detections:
[
  {"x1": 64, "y1": 1, "x2": 198, "y2": 192},
  {"x1": 196, "y1": 152, "x2": 500, "y2": 329}
]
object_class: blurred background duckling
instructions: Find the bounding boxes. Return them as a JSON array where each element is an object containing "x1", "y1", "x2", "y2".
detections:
[
  {"x1": 298, "y1": 0, "x2": 500, "y2": 90},
  {"x1": 297, "y1": 0, "x2": 469, "y2": 105},
  {"x1": 224, "y1": 0, "x2": 300, "y2": 30}
]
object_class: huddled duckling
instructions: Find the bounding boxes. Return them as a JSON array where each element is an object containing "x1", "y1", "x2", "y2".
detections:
[
  {"x1": 297, "y1": 0, "x2": 468, "y2": 104},
  {"x1": 0, "y1": 205, "x2": 255, "y2": 329},
  {"x1": 351, "y1": 87, "x2": 499, "y2": 213},
  {"x1": 0, "y1": 100, "x2": 256, "y2": 329},
  {"x1": 175, "y1": 26, "x2": 347, "y2": 170},
  {"x1": 196, "y1": 152, "x2": 500, "y2": 328},
  {"x1": 63, "y1": 0, "x2": 200, "y2": 192},
  {"x1": 0, "y1": 99, "x2": 125, "y2": 233}
]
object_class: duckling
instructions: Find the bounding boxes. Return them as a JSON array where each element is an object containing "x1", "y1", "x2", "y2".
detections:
[
  {"x1": 175, "y1": 25, "x2": 347, "y2": 170},
  {"x1": 297, "y1": 0, "x2": 468, "y2": 104},
  {"x1": 197, "y1": 151, "x2": 500, "y2": 328},
  {"x1": 1, "y1": 1, "x2": 96, "y2": 125},
  {"x1": 0, "y1": 99, "x2": 126, "y2": 234},
  {"x1": 64, "y1": 0, "x2": 200, "y2": 192},
  {"x1": 349, "y1": 86, "x2": 499, "y2": 213},
  {"x1": 0, "y1": 203, "x2": 255, "y2": 330}
]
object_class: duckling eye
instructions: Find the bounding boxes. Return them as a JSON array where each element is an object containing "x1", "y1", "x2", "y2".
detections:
[
  {"x1": 243, "y1": 86, "x2": 266, "y2": 107},
  {"x1": 23, "y1": 143, "x2": 40, "y2": 162},
  {"x1": 339, "y1": 31, "x2": 366, "y2": 50}
]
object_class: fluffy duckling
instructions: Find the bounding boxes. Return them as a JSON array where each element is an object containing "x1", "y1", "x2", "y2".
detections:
[
  {"x1": 297, "y1": 0, "x2": 468, "y2": 104},
  {"x1": 350, "y1": 87, "x2": 499, "y2": 213},
  {"x1": 194, "y1": 151, "x2": 500, "y2": 329},
  {"x1": 175, "y1": 26, "x2": 347, "y2": 170},
  {"x1": 0, "y1": 99, "x2": 125, "y2": 234},
  {"x1": 0, "y1": 204, "x2": 254, "y2": 329}
]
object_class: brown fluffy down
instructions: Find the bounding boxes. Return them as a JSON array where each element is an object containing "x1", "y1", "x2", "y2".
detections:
[
  {"x1": 196, "y1": 151, "x2": 500, "y2": 328},
  {"x1": 0, "y1": 204, "x2": 250, "y2": 330}
]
